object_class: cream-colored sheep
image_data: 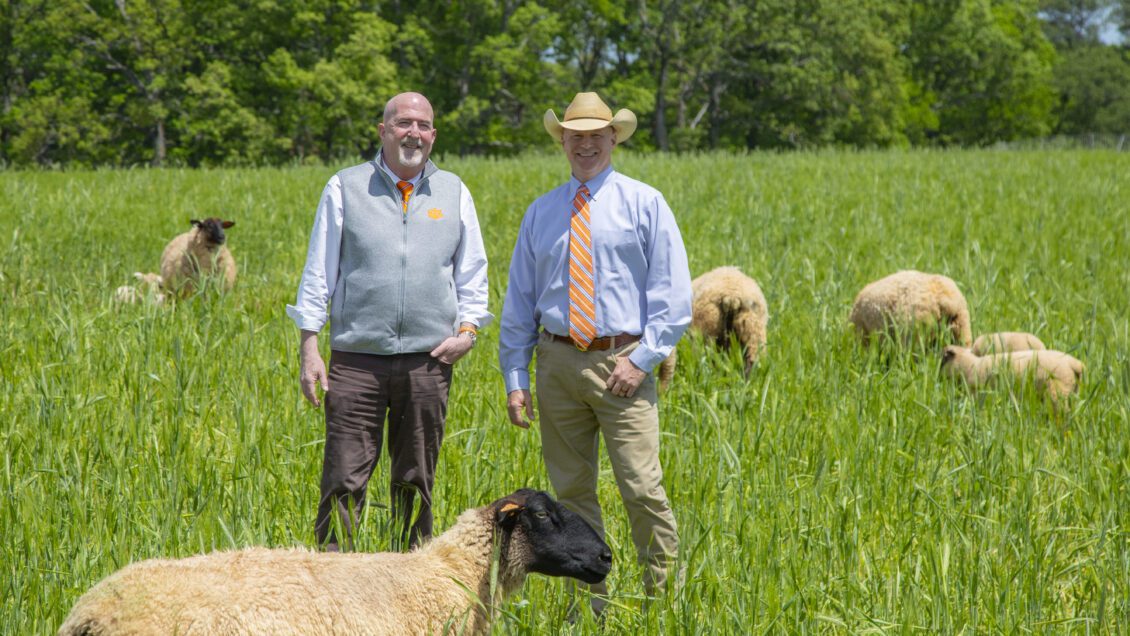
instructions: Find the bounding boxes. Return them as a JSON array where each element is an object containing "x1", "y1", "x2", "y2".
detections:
[
  {"x1": 850, "y1": 270, "x2": 972, "y2": 348},
  {"x1": 58, "y1": 490, "x2": 610, "y2": 636},
  {"x1": 159, "y1": 218, "x2": 237, "y2": 298},
  {"x1": 941, "y1": 345, "x2": 1084, "y2": 409},
  {"x1": 971, "y1": 331, "x2": 1046, "y2": 356},
  {"x1": 656, "y1": 266, "x2": 768, "y2": 387},
  {"x1": 112, "y1": 272, "x2": 164, "y2": 305}
]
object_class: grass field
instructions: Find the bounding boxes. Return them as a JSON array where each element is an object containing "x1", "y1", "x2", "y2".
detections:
[{"x1": 1, "y1": 149, "x2": 1128, "y2": 634}]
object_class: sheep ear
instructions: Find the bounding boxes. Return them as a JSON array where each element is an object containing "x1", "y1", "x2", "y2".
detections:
[
  {"x1": 496, "y1": 502, "x2": 524, "y2": 528},
  {"x1": 190, "y1": 219, "x2": 202, "y2": 227},
  {"x1": 222, "y1": 220, "x2": 235, "y2": 229}
]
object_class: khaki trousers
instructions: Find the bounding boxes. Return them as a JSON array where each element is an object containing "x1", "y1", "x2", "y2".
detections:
[{"x1": 535, "y1": 333, "x2": 678, "y2": 603}]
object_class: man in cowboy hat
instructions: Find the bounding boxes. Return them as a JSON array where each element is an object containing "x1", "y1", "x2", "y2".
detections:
[{"x1": 499, "y1": 92, "x2": 692, "y2": 611}]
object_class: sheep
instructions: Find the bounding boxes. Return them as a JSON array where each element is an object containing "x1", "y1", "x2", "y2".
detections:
[
  {"x1": 940, "y1": 345, "x2": 1085, "y2": 409},
  {"x1": 58, "y1": 489, "x2": 610, "y2": 636},
  {"x1": 159, "y1": 218, "x2": 237, "y2": 298},
  {"x1": 849, "y1": 270, "x2": 972, "y2": 348},
  {"x1": 656, "y1": 266, "x2": 768, "y2": 387},
  {"x1": 971, "y1": 331, "x2": 1046, "y2": 356},
  {"x1": 112, "y1": 272, "x2": 164, "y2": 305}
]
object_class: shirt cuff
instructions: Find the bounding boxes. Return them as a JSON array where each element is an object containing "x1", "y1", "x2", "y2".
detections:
[
  {"x1": 458, "y1": 310, "x2": 494, "y2": 329},
  {"x1": 628, "y1": 345, "x2": 664, "y2": 375},
  {"x1": 504, "y1": 369, "x2": 530, "y2": 394},
  {"x1": 285, "y1": 304, "x2": 327, "y2": 333}
]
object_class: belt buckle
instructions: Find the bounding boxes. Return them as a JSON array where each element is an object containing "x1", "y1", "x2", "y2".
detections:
[{"x1": 575, "y1": 339, "x2": 588, "y2": 351}]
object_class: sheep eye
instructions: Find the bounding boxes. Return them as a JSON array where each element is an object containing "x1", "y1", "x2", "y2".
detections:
[{"x1": 534, "y1": 511, "x2": 549, "y2": 520}]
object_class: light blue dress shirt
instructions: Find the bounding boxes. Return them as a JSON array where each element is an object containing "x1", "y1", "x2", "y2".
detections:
[{"x1": 499, "y1": 165, "x2": 692, "y2": 393}]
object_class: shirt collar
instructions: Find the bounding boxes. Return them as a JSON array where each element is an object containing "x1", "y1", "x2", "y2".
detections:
[
  {"x1": 570, "y1": 164, "x2": 614, "y2": 198},
  {"x1": 377, "y1": 152, "x2": 423, "y2": 186}
]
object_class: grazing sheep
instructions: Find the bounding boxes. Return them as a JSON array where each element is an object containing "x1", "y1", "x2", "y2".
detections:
[
  {"x1": 850, "y1": 270, "x2": 972, "y2": 348},
  {"x1": 940, "y1": 345, "x2": 1085, "y2": 409},
  {"x1": 971, "y1": 331, "x2": 1046, "y2": 356},
  {"x1": 656, "y1": 266, "x2": 768, "y2": 387},
  {"x1": 58, "y1": 489, "x2": 610, "y2": 636},
  {"x1": 112, "y1": 272, "x2": 164, "y2": 305},
  {"x1": 159, "y1": 218, "x2": 237, "y2": 298}
]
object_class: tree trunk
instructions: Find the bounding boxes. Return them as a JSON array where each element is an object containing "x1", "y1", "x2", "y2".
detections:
[
  {"x1": 152, "y1": 118, "x2": 165, "y2": 167},
  {"x1": 654, "y1": 57, "x2": 669, "y2": 151}
]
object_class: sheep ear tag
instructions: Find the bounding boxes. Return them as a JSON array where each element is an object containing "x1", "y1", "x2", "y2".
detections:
[{"x1": 496, "y1": 502, "x2": 524, "y2": 527}]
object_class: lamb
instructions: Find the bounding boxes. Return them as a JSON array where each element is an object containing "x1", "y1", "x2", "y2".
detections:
[
  {"x1": 971, "y1": 331, "x2": 1046, "y2": 356},
  {"x1": 159, "y1": 218, "x2": 237, "y2": 298},
  {"x1": 849, "y1": 270, "x2": 972, "y2": 348},
  {"x1": 112, "y1": 272, "x2": 164, "y2": 305},
  {"x1": 58, "y1": 489, "x2": 610, "y2": 636},
  {"x1": 657, "y1": 266, "x2": 768, "y2": 387},
  {"x1": 940, "y1": 345, "x2": 1085, "y2": 409}
]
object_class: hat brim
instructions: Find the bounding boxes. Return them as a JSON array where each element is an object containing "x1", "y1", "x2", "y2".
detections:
[{"x1": 544, "y1": 109, "x2": 637, "y2": 143}]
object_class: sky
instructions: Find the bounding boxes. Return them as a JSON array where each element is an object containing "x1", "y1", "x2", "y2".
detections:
[{"x1": 1099, "y1": 22, "x2": 1125, "y2": 44}]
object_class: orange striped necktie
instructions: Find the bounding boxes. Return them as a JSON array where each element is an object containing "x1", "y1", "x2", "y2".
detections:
[
  {"x1": 396, "y1": 180, "x2": 413, "y2": 214},
  {"x1": 568, "y1": 185, "x2": 597, "y2": 350}
]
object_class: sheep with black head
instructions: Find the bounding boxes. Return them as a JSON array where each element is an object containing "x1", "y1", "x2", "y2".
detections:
[
  {"x1": 159, "y1": 217, "x2": 237, "y2": 298},
  {"x1": 58, "y1": 489, "x2": 610, "y2": 636}
]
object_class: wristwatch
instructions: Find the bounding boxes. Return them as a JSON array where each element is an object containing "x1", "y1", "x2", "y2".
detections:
[{"x1": 459, "y1": 328, "x2": 478, "y2": 348}]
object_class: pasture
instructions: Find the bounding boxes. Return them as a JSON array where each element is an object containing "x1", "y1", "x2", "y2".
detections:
[{"x1": 1, "y1": 149, "x2": 1128, "y2": 633}]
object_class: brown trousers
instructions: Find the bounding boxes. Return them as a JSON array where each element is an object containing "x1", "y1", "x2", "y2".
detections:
[{"x1": 315, "y1": 350, "x2": 451, "y2": 550}]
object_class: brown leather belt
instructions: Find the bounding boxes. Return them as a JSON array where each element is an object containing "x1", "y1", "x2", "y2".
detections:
[{"x1": 548, "y1": 332, "x2": 641, "y2": 351}]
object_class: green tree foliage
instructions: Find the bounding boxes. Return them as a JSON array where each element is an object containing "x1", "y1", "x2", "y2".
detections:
[
  {"x1": 1052, "y1": 44, "x2": 1130, "y2": 134},
  {"x1": 0, "y1": 0, "x2": 1121, "y2": 166},
  {"x1": 906, "y1": 0, "x2": 1057, "y2": 144}
]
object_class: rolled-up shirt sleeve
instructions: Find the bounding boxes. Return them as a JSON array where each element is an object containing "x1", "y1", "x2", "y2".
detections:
[
  {"x1": 498, "y1": 206, "x2": 540, "y2": 393},
  {"x1": 628, "y1": 193, "x2": 692, "y2": 373},
  {"x1": 454, "y1": 183, "x2": 492, "y2": 329},
  {"x1": 285, "y1": 176, "x2": 343, "y2": 333}
]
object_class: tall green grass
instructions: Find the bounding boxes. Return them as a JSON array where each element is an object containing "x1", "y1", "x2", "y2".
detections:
[{"x1": 1, "y1": 149, "x2": 1127, "y2": 633}]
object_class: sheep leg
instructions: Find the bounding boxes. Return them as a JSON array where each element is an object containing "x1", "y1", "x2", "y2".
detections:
[{"x1": 729, "y1": 310, "x2": 764, "y2": 377}]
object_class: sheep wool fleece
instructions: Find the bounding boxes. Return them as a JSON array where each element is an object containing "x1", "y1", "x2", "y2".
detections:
[{"x1": 331, "y1": 159, "x2": 463, "y2": 355}]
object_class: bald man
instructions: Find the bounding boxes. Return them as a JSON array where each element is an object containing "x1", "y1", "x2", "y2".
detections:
[{"x1": 287, "y1": 92, "x2": 491, "y2": 550}]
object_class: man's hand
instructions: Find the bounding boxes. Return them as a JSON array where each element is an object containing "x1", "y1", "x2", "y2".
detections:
[
  {"x1": 430, "y1": 333, "x2": 474, "y2": 365},
  {"x1": 299, "y1": 330, "x2": 329, "y2": 407},
  {"x1": 606, "y1": 354, "x2": 646, "y2": 398},
  {"x1": 507, "y1": 389, "x2": 535, "y2": 429}
]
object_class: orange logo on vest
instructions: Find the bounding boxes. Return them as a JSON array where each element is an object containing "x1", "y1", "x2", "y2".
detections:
[{"x1": 427, "y1": 208, "x2": 444, "y2": 219}]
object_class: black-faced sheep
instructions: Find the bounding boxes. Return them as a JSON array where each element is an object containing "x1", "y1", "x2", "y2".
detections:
[
  {"x1": 850, "y1": 270, "x2": 972, "y2": 348},
  {"x1": 58, "y1": 489, "x2": 610, "y2": 636},
  {"x1": 971, "y1": 331, "x2": 1046, "y2": 356},
  {"x1": 941, "y1": 345, "x2": 1084, "y2": 409},
  {"x1": 159, "y1": 218, "x2": 237, "y2": 298},
  {"x1": 112, "y1": 272, "x2": 164, "y2": 305},
  {"x1": 657, "y1": 266, "x2": 768, "y2": 387}
]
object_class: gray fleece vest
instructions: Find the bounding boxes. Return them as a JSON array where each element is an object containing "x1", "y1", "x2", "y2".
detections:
[{"x1": 329, "y1": 158, "x2": 463, "y2": 355}]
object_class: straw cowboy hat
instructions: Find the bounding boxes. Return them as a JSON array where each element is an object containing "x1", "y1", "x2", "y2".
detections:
[{"x1": 544, "y1": 92, "x2": 637, "y2": 143}]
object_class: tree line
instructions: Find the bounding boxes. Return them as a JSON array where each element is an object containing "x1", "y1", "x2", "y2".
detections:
[{"x1": 1, "y1": 0, "x2": 1128, "y2": 167}]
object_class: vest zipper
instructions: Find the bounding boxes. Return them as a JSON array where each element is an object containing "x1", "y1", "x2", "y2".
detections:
[{"x1": 395, "y1": 173, "x2": 430, "y2": 354}]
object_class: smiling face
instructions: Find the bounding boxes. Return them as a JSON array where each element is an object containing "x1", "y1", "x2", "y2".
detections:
[
  {"x1": 378, "y1": 93, "x2": 437, "y2": 180},
  {"x1": 562, "y1": 126, "x2": 616, "y2": 183}
]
